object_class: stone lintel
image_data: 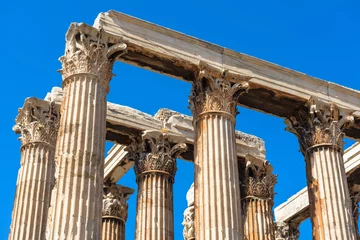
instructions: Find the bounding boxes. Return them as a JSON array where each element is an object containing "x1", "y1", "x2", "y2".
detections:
[
  {"x1": 87, "y1": 11, "x2": 360, "y2": 139},
  {"x1": 274, "y1": 142, "x2": 360, "y2": 223}
]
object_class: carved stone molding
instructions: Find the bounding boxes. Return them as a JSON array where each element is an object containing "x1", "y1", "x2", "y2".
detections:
[
  {"x1": 102, "y1": 183, "x2": 134, "y2": 221},
  {"x1": 183, "y1": 183, "x2": 195, "y2": 240},
  {"x1": 126, "y1": 130, "x2": 187, "y2": 178},
  {"x1": 275, "y1": 221, "x2": 300, "y2": 240},
  {"x1": 13, "y1": 100, "x2": 60, "y2": 146},
  {"x1": 285, "y1": 97, "x2": 354, "y2": 154},
  {"x1": 244, "y1": 161, "x2": 277, "y2": 199},
  {"x1": 59, "y1": 24, "x2": 127, "y2": 88},
  {"x1": 189, "y1": 63, "x2": 250, "y2": 119},
  {"x1": 182, "y1": 205, "x2": 195, "y2": 240}
]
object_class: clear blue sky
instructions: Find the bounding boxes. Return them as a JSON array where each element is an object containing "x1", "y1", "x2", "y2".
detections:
[{"x1": 2, "y1": 0, "x2": 359, "y2": 239}]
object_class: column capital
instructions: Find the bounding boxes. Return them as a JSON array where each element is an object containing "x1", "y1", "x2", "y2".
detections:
[
  {"x1": 102, "y1": 183, "x2": 134, "y2": 222},
  {"x1": 59, "y1": 24, "x2": 127, "y2": 89},
  {"x1": 182, "y1": 183, "x2": 195, "y2": 240},
  {"x1": 126, "y1": 130, "x2": 187, "y2": 178},
  {"x1": 244, "y1": 161, "x2": 277, "y2": 200},
  {"x1": 189, "y1": 62, "x2": 250, "y2": 119},
  {"x1": 13, "y1": 99, "x2": 60, "y2": 146},
  {"x1": 285, "y1": 97, "x2": 354, "y2": 154},
  {"x1": 275, "y1": 221, "x2": 300, "y2": 240}
]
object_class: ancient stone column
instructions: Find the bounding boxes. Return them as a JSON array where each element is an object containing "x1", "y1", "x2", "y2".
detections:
[
  {"x1": 46, "y1": 24, "x2": 127, "y2": 239},
  {"x1": 9, "y1": 99, "x2": 59, "y2": 240},
  {"x1": 189, "y1": 65, "x2": 249, "y2": 239},
  {"x1": 286, "y1": 98, "x2": 357, "y2": 239},
  {"x1": 243, "y1": 161, "x2": 277, "y2": 240},
  {"x1": 127, "y1": 130, "x2": 187, "y2": 240},
  {"x1": 182, "y1": 183, "x2": 195, "y2": 240},
  {"x1": 102, "y1": 183, "x2": 134, "y2": 240},
  {"x1": 349, "y1": 184, "x2": 360, "y2": 237},
  {"x1": 275, "y1": 222, "x2": 300, "y2": 240}
]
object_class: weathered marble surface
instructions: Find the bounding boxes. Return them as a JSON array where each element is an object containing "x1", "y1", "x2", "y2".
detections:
[
  {"x1": 90, "y1": 11, "x2": 360, "y2": 140},
  {"x1": 275, "y1": 142, "x2": 360, "y2": 228}
]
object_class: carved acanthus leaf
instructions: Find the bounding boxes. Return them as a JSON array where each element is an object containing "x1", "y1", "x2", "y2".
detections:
[
  {"x1": 127, "y1": 131, "x2": 187, "y2": 177},
  {"x1": 189, "y1": 63, "x2": 250, "y2": 118},
  {"x1": 102, "y1": 183, "x2": 133, "y2": 221},
  {"x1": 285, "y1": 98, "x2": 354, "y2": 154},
  {"x1": 275, "y1": 222, "x2": 300, "y2": 240},
  {"x1": 59, "y1": 24, "x2": 127, "y2": 87},
  {"x1": 13, "y1": 100, "x2": 60, "y2": 146},
  {"x1": 182, "y1": 205, "x2": 195, "y2": 240},
  {"x1": 244, "y1": 162, "x2": 277, "y2": 199}
]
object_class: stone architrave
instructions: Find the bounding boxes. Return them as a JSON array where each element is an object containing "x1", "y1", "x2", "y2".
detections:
[
  {"x1": 182, "y1": 183, "x2": 195, "y2": 240},
  {"x1": 9, "y1": 99, "x2": 59, "y2": 240},
  {"x1": 286, "y1": 98, "x2": 357, "y2": 239},
  {"x1": 127, "y1": 130, "x2": 187, "y2": 240},
  {"x1": 275, "y1": 222, "x2": 300, "y2": 240},
  {"x1": 243, "y1": 161, "x2": 277, "y2": 240},
  {"x1": 189, "y1": 63, "x2": 249, "y2": 239},
  {"x1": 102, "y1": 183, "x2": 134, "y2": 240},
  {"x1": 46, "y1": 24, "x2": 127, "y2": 239}
]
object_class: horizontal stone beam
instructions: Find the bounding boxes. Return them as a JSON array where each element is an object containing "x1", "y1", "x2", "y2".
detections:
[
  {"x1": 85, "y1": 10, "x2": 360, "y2": 139},
  {"x1": 274, "y1": 142, "x2": 360, "y2": 224},
  {"x1": 105, "y1": 105, "x2": 266, "y2": 162}
]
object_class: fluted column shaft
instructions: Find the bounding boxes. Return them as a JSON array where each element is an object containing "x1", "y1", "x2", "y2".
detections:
[
  {"x1": 102, "y1": 219, "x2": 125, "y2": 240},
  {"x1": 102, "y1": 183, "x2": 133, "y2": 240},
  {"x1": 10, "y1": 143, "x2": 55, "y2": 240},
  {"x1": 194, "y1": 113, "x2": 242, "y2": 239},
  {"x1": 306, "y1": 145, "x2": 355, "y2": 239},
  {"x1": 47, "y1": 24, "x2": 126, "y2": 239},
  {"x1": 286, "y1": 99, "x2": 357, "y2": 239},
  {"x1": 127, "y1": 130, "x2": 186, "y2": 240},
  {"x1": 244, "y1": 198, "x2": 275, "y2": 240},
  {"x1": 9, "y1": 100, "x2": 59, "y2": 240},
  {"x1": 136, "y1": 173, "x2": 174, "y2": 239},
  {"x1": 189, "y1": 66, "x2": 249, "y2": 239}
]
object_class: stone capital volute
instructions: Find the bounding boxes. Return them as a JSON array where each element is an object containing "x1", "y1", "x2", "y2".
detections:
[
  {"x1": 188, "y1": 62, "x2": 250, "y2": 120},
  {"x1": 285, "y1": 97, "x2": 354, "y2": 155},
  {"x1": 244, "y1": 161, "x2": 277, "y2": 200},
  {"x1": 13, "y1": 99, "x2": 60, "y2": 147},
  {"x1": 126, "y1": 130, "x2": 187, "y2": 178},
  {"x1": 59, "y1": 24, "x2": 127, "y2": 90},
  {"x1": 102, "y1": 183, "x2": 133, "y2": 221}
]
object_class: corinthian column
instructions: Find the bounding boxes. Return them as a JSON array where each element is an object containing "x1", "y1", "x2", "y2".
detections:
[
  {"x1": 9, "y1": 99, "x2": 59, "y2": 240},
  {"x1": 275, "y1": 222, "x2": 300, "y2": 240},
  {"x1": 286, "y1": 98, "x2": 357, "y2": 239},
  {"x1": 243, "y1": 161, "x2": 277, "y2": 240},
  {"x1": 182, "y1": 183, "x2": 195, "y2": 240},
  {"x1": 127, "y1": 130, "x2": 187, "y2": 240},
  {"x1": 189, "y1": 65, "x2": 249, "y2": 239},
  {"x1": 46, "y1": 24, "x2": 127, "y2": 239},
  {"x1": 102, "y1": 183, "x2": 134, "y2": 240}
]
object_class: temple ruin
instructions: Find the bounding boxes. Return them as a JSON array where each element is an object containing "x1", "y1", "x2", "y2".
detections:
[{"x1": 8, "y1": 10, "x2": 360, "y2": 240}]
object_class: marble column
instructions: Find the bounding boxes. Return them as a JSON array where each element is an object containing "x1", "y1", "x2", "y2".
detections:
[
  {"x1": 349, "y1": 184, "x2": 360, "y2": 237},
  {"x1": 243, "y1": 161, "x2": 277, "y2": 240},
  {"x1": 275, "y1": 222, "x2": 300, "y2": 240},
  {"x1": 182, "y1": 183, "x2": 195, "y2": 240},
  {"x1": 102, "y1": 183, "x2": 134, "y2": 240},
  {"x1": 127, "y1": 130, "x2": 187, "y2": 240},
  {"x1": 9, "y1": 99, "x2": 59, "y2": 240},
  {"x1": 189, "y1": 65, "x2": 249, "y2": 239},
  {"x1": 286, "y1": 98, "x2": 357, "y2": 239},
  {"x1": 46, "y1": 24, "x2": 127, "y2": 239}
]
